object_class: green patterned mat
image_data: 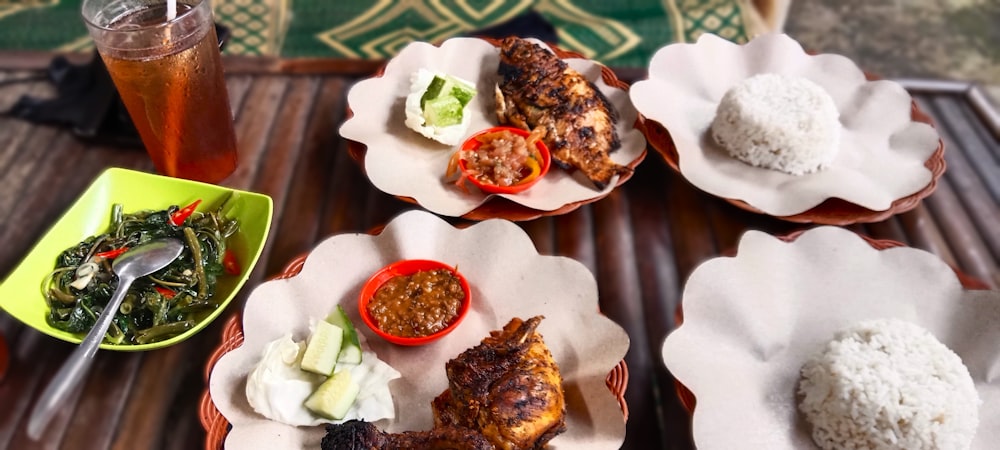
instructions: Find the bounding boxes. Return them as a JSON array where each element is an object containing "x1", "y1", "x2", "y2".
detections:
[{"x1": 0, "y1": 0, "x2": 769, "y2": 67}]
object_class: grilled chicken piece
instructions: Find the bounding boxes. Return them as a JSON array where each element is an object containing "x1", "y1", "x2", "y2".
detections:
[
  {"x1": 321, "y1": 420, "x2": 495, "y2": 450},
  {"x1": 321, "y1": 316, "x2": 565, "y2": 450},
  {"x1": 432, "y1": 316, "x2": 566, "y2": 450},
  {"x1": 495, "y1": 36, "x2": 629, "y2": 189}
]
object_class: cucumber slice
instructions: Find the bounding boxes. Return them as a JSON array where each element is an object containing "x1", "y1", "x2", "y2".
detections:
[
  {"x1": 451, "y1": 85, "x2": 475, "y2": 107},
  {"x1": 299, "y1": 321, "x2": 344, "y2": 376},
  {"x1": 326, "y1": 305, "x2": 363, "y2": 365},
  {"x1": 420, "y1": 76, "x2": 447, "y2": 108},
  {"x1": 337, "y1": 344, "x2": 362, "y2": 366},
  {"x1": 304, "y1": 370, "x2": 361, "y2": 420},
  {"x1": 422, "y1": 96, "x2": 464, "y2": 127},
  {"x1": 418, "y1": 74, "x2": 476, "y2": 126}
]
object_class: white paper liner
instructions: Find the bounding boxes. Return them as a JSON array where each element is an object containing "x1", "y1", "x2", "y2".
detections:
[
  {"x1": 661, "y1": 227, "x2": 1000, "y2": 449},
  {"x1": 339, "y1": 37, "x2": 646, "y2": 217},
  {"x1": 630, "y1": 33, "x2": 940, "y2": 216},
  {"x1": 210, "y1": 210, "x2": 629, "y2": 449}
]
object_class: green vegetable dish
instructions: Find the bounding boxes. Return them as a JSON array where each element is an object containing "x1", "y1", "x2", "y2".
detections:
[{"x1": 42, "y1": 198, "x2": 241, "y2": 345}]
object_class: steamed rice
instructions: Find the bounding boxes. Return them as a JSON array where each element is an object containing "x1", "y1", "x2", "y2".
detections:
[
  {"x1": 798, "y1": 318, "x2": 980, "y2": 450},
  {"x1": 710, "y1": 73, "x2": 840, "y2": 175}
]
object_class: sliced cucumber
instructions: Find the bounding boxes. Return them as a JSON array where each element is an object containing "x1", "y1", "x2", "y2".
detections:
[
  {"x1": 418, "y1": 74, "x2": 476, "y2": 127},
  {"x1": 304, "y1": 369, "x2": 361, "y2": 420},
  {"x1": 420, "y1": 76, "x2": 447, "y2": 107},
  {"x1": 451, "y1": 85, "x2": 475, "y2": 107},
  {"x1": 326, "y1": 305, "x2": 363, "y2": 365},
  {"x1": 336, "y1": 345, "x2": 362, "y2": 366},
  {"x1": 299, "y1": 321, "x2": 344, "y2": 376},
  {"x1": 422, "y1": 96, "x2": 464, "y2": 127}
]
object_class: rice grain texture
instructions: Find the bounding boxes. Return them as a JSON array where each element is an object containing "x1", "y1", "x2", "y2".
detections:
[
  {"x1": 710, "y1": 73, "x2": 840, "y2": 175},
  {"x1": 798, "y1": 318, "x2": 980, "y2": 450}
]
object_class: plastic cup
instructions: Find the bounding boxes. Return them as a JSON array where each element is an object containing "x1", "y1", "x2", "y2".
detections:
[{"x1": 82, "y1": 0, "x2": 238, "y2": 184}]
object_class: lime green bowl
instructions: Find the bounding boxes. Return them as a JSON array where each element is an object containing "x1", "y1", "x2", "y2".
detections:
[{"x1": 0, "y1": 168, "x2": 273, "y2": 351}]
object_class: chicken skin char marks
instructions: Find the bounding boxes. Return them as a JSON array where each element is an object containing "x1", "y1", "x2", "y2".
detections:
[
  {"x1": 322, "y1": 316, "x2": 566, "y2": 450},
  {"x1": 433, "y1": 316, "x2": 565, "y2": 450},
  {"x1": 321, "y1": 420, "x2": 494, "y2": 450},
  {"x1": 494, "y1": 36, "x2": 629, "y2": 190}
]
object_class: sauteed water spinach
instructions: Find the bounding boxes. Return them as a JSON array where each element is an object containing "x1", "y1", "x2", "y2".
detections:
[{"x1": 43, "y1": 198, "x2": 241, "y2": 345}]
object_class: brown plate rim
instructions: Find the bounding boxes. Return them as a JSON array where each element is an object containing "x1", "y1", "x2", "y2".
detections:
[
  {"x1": 344, "y1": 36, "x2": 648, "y2": 222},
  {"x1": 670, "y1": 231, "x2": 991, "y2": 414},
  {"x1": 199, "y1": 252, "x2": 631, "y2": 450},
  {"x1": 642, "y1": 76, "x2": 946, "y2": 225}
]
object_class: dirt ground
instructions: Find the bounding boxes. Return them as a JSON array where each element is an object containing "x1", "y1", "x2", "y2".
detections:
[{"x1": 784, "y1": 0, "x2": 999, "y2": 103}]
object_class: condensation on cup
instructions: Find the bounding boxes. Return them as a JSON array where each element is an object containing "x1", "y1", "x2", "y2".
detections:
[{"x1": 82, "y1": 0, "x2": 238, "y2": 184}]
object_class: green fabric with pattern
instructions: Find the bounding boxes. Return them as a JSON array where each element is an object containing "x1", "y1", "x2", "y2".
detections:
[
  {"x1": 0, "y1": 1, "x2": 88, "y2": 51},
  {"x1": 0, "y1": 0, "x2": 752, "y2": 68}
]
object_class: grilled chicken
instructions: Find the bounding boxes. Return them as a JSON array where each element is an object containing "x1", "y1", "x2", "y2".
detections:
[
  {"x1": 432, "y1": 316, "x2": 565, "y2": 450},
  {"x1": 495, "y1": 36, "x2": 629, "y2": 189},
  {"x1": 321, "y1": 420, "x2": 495, "y2": 450},
  {"x1": 322, "y1": 316, "x2": 566, "y2": 450}
]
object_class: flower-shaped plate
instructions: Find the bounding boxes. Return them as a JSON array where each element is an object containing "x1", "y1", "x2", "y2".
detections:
[
  {"x1": 206, "y1": 210, "x2": 630, "y2": 449},
  {"x1": 660, "y1": 226, "x2": 999, "y2": 449},
  {"x1": 341, "y1": 37, "x2": 647, "y2": 221},
  {"x1": 631, "y1": 33, "x2": 944, "y2": 225}
]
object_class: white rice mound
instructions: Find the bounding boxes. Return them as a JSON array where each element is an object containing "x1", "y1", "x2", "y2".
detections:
[
  {"x1": 798, "y1": 318, "x2": 981, "y2": 450},
  {"x1": 404, "y1": 68, "x2": 472, "y2": 146},
  {"x1": 710, "y1": 73, "x2": 841, "y2": 175}
]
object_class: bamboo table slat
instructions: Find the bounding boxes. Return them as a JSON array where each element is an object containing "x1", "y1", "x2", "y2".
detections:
[{"x1": 0, "y1": 52, "x2": 997, "y2": 450}]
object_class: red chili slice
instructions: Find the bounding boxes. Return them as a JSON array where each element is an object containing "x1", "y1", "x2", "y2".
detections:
[
  {"x1": 94, "y1": 247, "x2": 129, "y2": 260},
  {"x1": 169, "y1": 199, "x2": 202, "y2": 226},
  {"x1": 222, "y1": 249, "x2": 241, "y2": 275}
]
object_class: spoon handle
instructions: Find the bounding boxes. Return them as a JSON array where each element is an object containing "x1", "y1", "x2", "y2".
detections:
[{"x1": 27, "y1": 274, "x2": 136, "y2": 440}]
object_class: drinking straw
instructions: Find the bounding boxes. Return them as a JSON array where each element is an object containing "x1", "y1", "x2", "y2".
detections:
[{"x1": 163, "y1": 0, "x2": 183, "y2": 176}]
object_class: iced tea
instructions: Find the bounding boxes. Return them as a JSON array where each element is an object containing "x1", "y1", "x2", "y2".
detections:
[{"x1": 84, "y1": 0, "x2": 237, "y2": 183}]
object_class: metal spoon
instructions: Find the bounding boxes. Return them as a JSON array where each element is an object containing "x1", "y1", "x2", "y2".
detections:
[{"x1": 27, "y1": 238, "x2": 184, "y2": 440}]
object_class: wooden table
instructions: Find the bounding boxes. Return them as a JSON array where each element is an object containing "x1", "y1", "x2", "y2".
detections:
[{"x1": 0, "y1": 52, "x2": 997, "y2": 450}]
